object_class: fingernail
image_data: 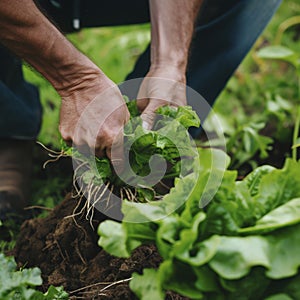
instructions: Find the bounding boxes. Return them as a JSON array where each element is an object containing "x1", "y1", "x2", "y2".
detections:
[{"x1": 142, "y1": 121, "x2": 151, "y2": 130}]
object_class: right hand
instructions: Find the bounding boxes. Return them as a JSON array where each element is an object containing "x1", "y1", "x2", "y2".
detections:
[
  {"x1": 58, "y1": 73, "x2": 130, "y2": 171},
  {"x1": 137, "y1": 65, "x2": 187, "y2": 130}
]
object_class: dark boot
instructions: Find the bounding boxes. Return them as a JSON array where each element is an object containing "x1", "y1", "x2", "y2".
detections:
[{"x1": 0, "y1": 139, "x2": 33, "y2": 221}]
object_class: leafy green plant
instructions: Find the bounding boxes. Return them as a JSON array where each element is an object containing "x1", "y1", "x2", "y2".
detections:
[
  {"x1": 264, "y1": 93, "x2": 294, "y2": 141},
  {"x1": 0, "y1": 253, "x2": 68, "y2": 299},
  {"x1": 257, "y1": 17, "x2": 300, "y2": 161},
  {"x1": 202, "y1": 113, "x2": 273, "y2": 170},
  {"x1": 51, "y1": 101, "x2": 200, "y2": 225},
  {"x1": 225, "y1": 121, "x2": 273, "y2": 169},
  {"x1": 98, "y1": 150, "x2": 300, "y2": 299},
  {"x1": 201, "y1": 10, "x2": 300, "y2": 170}
]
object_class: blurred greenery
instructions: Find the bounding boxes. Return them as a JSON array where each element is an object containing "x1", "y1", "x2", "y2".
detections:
[
  {"x1": 212, "y1": 0, "x2": 300, "y2": 118},
  {"x1": 203, "y1": 0, "x2": 300, "y2": 170}
]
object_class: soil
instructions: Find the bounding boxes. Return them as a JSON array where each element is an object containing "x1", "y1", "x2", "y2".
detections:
[{"x1": 13, "y1": 193, "x2": 189, "y2": 300}]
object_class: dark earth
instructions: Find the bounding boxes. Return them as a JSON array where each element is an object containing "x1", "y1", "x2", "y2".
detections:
[{"x1": 13, "y1": 192, "x2": 188, "y2": 299}]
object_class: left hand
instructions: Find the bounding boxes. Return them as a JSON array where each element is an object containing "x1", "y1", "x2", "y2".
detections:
[
  {"x1": 137, "y1": 65, "x2": 187, "y2": 129},
  {"x1": 58, "y1": 73, "x2": 130, "y2": 172}
]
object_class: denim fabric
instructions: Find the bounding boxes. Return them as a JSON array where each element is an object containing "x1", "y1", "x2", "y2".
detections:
[
  {"x1": 0, "y1": 47, "x2": 42, "y2": 139},
  {"x1": 0, "y1": 0, "x2": 282, "y2": 139}
]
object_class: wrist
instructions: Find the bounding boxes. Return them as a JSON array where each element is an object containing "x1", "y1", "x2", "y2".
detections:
[
  {"x1": 27, "y1": 35, "x2": 102, "y2": 93},
  {"x1": 49, "y1": 54, "x2": 105, "y2": 96},
  {"x1": 148, "y1": 64, "x2": 187, "y2": 83},
  {"x1": 23, "y1": 33, "x2": 107, "y2": 96},
  {"x1": 55, "y1": 65, "x2": 113, "y2": 99},
  {"x1": 150, "y1": 48, "x2": 188, "y2": 74}
]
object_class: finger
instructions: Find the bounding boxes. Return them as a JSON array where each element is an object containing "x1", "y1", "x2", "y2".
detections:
[
  {"x1": 70, "y1": 131, "x2": 90, "y2": 155},
  {"x1": 107, "y1": 147, "x2": 124, "y2": 174},
  {"x1": 136, "y1": 79, "x2": 149, "y2": 112},
  {"x1": 107, "y1": 132, "x2": 125, "y2": 174},
  {"x1": 73, "y1": 131, "x2": 96, "y2": 157},
  {"x1": 140, "y1": 99, "x2": 165, "y2": 130},
  {"x1": 59, "y1": 125, "x2": 73, "y2": 147},
  {"x1": 136, "y1": 98, "x2": 149, "y2": 112}
]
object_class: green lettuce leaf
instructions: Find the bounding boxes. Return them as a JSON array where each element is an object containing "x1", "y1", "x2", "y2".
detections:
[
  {"x1": 253, "y1": 159, "x2": 300, "y2": 220},
  {"x1": 239, "y1": 198, "x2": 300, "y2": 234},
  {"x1": 209, "y1": 224, "x2": 300, "y2": 280},
  {"x1": 98, "y1": 220, "x2": 156, "y2": 258},
  {"x1": 97, "y1": 104, "x2": 300, "y2": 299},
  {"x1": 158, "y1": 260, "x2": 204, "y2": 299},
  {"x1": 130, "y1": 269, "x2": 164, "y2": 300}
]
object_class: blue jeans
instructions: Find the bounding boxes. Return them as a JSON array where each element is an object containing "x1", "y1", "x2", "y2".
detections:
[
  {"x1": 0, "y1": 0, "x2": 282, "y2": 139},
  {"x1": 0, "y1": 46, "x2": 41, "y2": 139}
]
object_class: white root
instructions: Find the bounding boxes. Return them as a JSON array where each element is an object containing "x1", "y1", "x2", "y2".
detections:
[
  {"x1": 104, "y1": 184, "x2": 114, "y2": 209},
  {"x1": 120, "y1": 188, "x2": 124, "y2": 201},
  {"x1": 42, "y1": 153, "x2": 66, "y2": 169},
  {"x1": 159, "y1": 180, "x2": 171, "y2": 190},
  {"x1": 123, "y1": 187, "x2": 132, "y2": 201},
  {"x1": 36, "y1": 141, "x2": 63, "y2": 155},
  {"x1": 85, "y1": 180, "x2": 94, "y2": 221}
]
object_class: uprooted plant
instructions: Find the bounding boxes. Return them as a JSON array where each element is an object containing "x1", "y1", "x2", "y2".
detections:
[{"x1": 39, "y1": 99, "x2": 201, "y2": 226}]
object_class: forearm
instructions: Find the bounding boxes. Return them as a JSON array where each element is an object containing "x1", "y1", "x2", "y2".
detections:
[
  {"x1": 149, "y1": 0, "x2": 203, "y2": 73},
  {"x1": 0, "y1": 0, "x2": 103, "y2": 95}
]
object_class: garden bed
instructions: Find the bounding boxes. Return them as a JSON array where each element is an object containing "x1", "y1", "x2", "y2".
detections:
[{"x1": 13, "y1": 193, "x2": 187, "y2": 299}]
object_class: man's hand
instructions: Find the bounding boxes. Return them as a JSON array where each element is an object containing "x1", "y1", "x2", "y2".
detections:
[
  {"x1": 137, "y1": 65, "x2": 187, "y2": 129},
  {"x1": 59, "y1": 74, "x2": 129, "y2": 168},
  {"x1": 0, "y1": 0, "x2": 130, "y2": 168},
  {"x1": 137, "y1": 0, "x2": 202, "y2": 129}
]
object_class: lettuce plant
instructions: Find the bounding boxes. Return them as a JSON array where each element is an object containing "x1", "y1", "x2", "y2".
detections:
[
  {"x1": 0, "y1": 254, "x2": 68, "y2": 300},
  {"x1": 98, "y1": 150, "x2": 300, "y2": 299}
]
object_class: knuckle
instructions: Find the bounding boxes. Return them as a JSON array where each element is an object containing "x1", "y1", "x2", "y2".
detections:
[{"x1": 142, "y1": 112, "x2": 155, "y2": 123}]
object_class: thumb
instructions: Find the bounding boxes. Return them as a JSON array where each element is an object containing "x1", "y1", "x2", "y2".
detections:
[{"x1": 140, "y1": 99, "x2": 162, "y2": 130}]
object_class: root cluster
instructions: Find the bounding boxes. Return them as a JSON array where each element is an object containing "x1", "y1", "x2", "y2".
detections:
[{"x1": 38, "y1": 142, "x2": 171, "y2": 228}]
